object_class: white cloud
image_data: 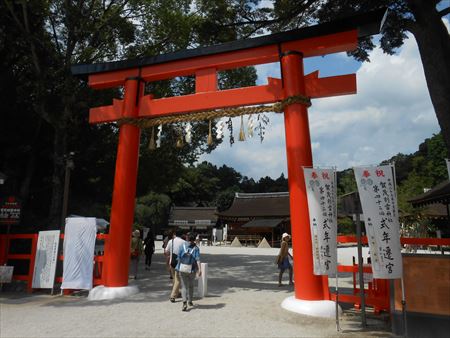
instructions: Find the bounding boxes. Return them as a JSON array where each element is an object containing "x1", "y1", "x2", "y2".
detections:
[{"x1": 199, "y1": 32, "x2": 440, "y2": 179}]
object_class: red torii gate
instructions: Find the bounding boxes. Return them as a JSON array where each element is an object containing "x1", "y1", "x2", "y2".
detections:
[{"x1": 72, "y1": 9, "x2": 385, "y2": 307}]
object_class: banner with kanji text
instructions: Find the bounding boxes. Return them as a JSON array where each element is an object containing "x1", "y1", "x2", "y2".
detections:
[
  {"x1": 303, "y1": 167, "x2": 337, "y2": 276},
  {"x1": 354, "y1": 164, "x2": 402, "y2": 279}
]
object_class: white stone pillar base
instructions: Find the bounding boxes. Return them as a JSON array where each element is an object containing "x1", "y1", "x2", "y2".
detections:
[
  {"x1": 87, "y1": 285, "x2": 139, "y2": 301},
  {"x1": 281, "y1": 296, "x2": 342, "y2": 318},
  {"x1": 197, "y1": 263, "x2": 208, "y2": 298}
]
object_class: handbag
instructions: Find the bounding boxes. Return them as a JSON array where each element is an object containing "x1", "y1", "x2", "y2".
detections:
[
  {"x1": 179, "y1": 263, "x2": 192, "y2": 273},
  {"x1": 170, "y1": 253, "x2": 178, "y2": 268},
  {"x1": 170, "y1": 240, "x2": 178, "y2": 268}
]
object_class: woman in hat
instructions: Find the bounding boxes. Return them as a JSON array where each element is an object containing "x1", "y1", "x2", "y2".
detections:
[
  {"x1": 276, "y1": 233, "x2": 293, "y2": 286},
  {"x1": 130, "y1": 229, "x2": 143, "y2": 279}
]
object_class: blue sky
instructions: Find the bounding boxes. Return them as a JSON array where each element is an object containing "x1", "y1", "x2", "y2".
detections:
[{"x1": 198, "y1": 19, "x2": 448, "y2": 180}]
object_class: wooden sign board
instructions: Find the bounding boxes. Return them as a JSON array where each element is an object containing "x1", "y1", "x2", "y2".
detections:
[
  {"x1": 0, "y1": 266, "x2": 14, "y2": 283},
  {"x1": 394, "y1": 255, "x2": 450, "y2": 316}
]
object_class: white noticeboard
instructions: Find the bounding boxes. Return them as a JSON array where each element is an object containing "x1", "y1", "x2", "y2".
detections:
[
  {"x1": 61, "y1": 217, "x2": 97, "y2": 290},
  {"x1": 354, "y1": 164, "x2": 403, "y2": 279},
  {"x1": 32, "y1": 230, "x2": 60, "y2": 289},
  {"x1": 303, "y1": 167, "x2": 338, "y2": 276},
  {"x1": 0, "y1": 266, "x2": 14, "y2": 283}
]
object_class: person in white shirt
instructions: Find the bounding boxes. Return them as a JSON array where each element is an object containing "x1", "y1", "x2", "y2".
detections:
[{"x1": 164, "y1": 231, "x2": 186, "y2": 302}]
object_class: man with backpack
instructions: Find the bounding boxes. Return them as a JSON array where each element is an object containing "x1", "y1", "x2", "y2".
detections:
[{"x1": 164, "y1": 230, "x2": 186, "y2": 302}]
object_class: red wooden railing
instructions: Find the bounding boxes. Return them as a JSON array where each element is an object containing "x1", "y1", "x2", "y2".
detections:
[
  {"x1": 1, "y1": 233, "x2": 448, "y2": 300},
  {"x1": 0, "y1": 233, "x2": 107, "y2": 292},
  {"x1": 332, "y1": 235, "x2": 450, "y2": 313}
]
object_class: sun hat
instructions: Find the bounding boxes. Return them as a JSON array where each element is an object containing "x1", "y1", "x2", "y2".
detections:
[
  {"x1": 282, "y1": 233, "x2": 290, "y2": 240},
  {"x1": 133, "y1": 229, "x2": 140, "y2": 237}
]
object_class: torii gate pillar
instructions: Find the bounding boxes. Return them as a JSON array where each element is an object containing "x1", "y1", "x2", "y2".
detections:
[
  {"x1": 103, "y1": 78, "x2": 143, "y2": 287},
  {"x1": 281, "y1": 51, "x2": 325, "y2": 300}
]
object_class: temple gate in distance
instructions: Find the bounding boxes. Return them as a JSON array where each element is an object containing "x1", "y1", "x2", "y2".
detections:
[{"x1": 72, "y1": 9, "x2": 386, "y2": 310}]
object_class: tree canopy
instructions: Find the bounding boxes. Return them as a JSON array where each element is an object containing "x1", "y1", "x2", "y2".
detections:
[
  {"x1": 202, "y1": 0, "x2": 449, "y2": 151},
  {"x1": 1, "y1": 0, "x2": 447, "y2": 233},
  {"x1": 0, "y1": 0, "x2": 256, "y2": 229}
]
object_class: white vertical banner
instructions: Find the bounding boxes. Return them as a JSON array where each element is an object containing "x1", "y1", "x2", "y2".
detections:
[
  {"x1": 446, "y1": 159, "x2": 450, "y2": 180},
  {"x1": 354, "y1": 164, "x2": 402, "y2": 279},
  {"x1": 303, "y1": 167, "x2": 338, "y2": 276},
  {"x1": 32, "y1": 230, "x2": 60, "y2": 289},
  {"x1": 61, "y1": 217, "x2": 97, "y2": 290}
]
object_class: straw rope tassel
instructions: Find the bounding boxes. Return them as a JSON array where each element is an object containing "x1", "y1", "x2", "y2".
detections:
[
  {"x1": 148, "y1": 127, "x2": 156, "y2": 150},
  {"x1": 239, "y1": 115, "x2": 245, "y2": 141},
  {"x1": 176, "y1": 128, "x2": 184, "y2": 148},
  {"x1": 117, "y1": 94, "x2": 311, "y2": 128},
  {"x1": 207, "y1": 120, "x2": 213, "y2": 145}
]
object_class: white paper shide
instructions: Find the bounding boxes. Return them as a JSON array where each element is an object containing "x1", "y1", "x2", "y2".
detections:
[
  {"x1": 354, "y1": 165, "x2": 402, "y2": 279},
  {"x1": 304, "y1": 168, "x2": 337, "y2": 276}
]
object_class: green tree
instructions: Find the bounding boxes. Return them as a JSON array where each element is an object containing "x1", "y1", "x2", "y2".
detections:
[
  {"x1": 337, "y1": 169, "x2": 357, "y2": 196},
  {"x1": 134, "y1": 192, "x2": 171, "y2": 229},
  {"x1": 1, "y1": 0, "x2": 259, "y2": 228},
  {"x1": 395, "y1": 133, "x2": 447, "y2": 213},
  {"x1": 215, "y1": 187, "x2": 240, "y2": 212},
  {"x1": 211, "y1": 1, "x2": 450, "y2": 152}
]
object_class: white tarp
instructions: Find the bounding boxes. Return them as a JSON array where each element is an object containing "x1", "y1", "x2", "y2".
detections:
[
  {"x1": 354, "y1": 164, "x2": 403, "y2": 279},
  {"x1": 32, "y1": 230, "x2": 60, "y2": 289},
  {"x1": 61, "y1": 217, "x2": 96, "y2": 290},
  {"x1": 303, "y1": 168, "x2": 338, "y2": 276}
]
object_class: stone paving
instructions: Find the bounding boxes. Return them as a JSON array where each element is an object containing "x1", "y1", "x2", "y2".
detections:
[{"x1": 0, "y1": 243, "x2": 393, "y2": 337}]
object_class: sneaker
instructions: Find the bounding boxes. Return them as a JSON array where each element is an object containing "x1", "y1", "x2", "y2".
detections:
[
  {"x1": 182, "y1": 302, "x2": 187, "y2": 311},
  {"x1": 170, "y1": 298, "x2": 175, "y2": 303},
  {"x1": 188, "y1": 301, "x2": 194, "y2": 307}
]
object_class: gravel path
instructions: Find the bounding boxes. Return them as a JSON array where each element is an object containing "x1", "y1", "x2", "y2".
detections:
[{"x1": 1, "y1": 243, "x2": 392, "y2": 337}]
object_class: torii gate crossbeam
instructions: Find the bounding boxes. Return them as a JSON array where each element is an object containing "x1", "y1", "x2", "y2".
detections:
[{"x1": 72, "y1": 8, "x2": 386, "y2": 309}]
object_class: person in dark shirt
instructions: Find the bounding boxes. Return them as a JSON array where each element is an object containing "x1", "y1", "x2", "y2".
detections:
[{"x1": 144, "y1": 230, "x2": 155, "y2": 270}]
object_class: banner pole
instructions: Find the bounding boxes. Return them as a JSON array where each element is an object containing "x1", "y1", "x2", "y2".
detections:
[
  {"x1": 335, "y1": 264, "x2": 340, "y2": 331},
  {"x1": 356, "y1": 212, "x2": 367, "y2": 327},
  {"x1": 392, "y1": 162, "x2": 408, "y2": 336},
  {"x1": 401, "y1": 277, "x2": 408, "y2": 337},
  {"x1": 334, "y1": 168, "x2": 340, "y2": 332}
]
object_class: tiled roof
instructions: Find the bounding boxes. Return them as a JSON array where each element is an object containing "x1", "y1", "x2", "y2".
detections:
[
  {"x1": 168, "y1": 207, "x2": 217, "y2": 226},
  {"x1": 241, "y1": 218, "x2": 284, "y2": 228},
  {"x1": 408, "y1": 180, "x2": 450, "y2": 207},
  {"x1": 217, "y1": 192, "x2": 290, "y2": 218}
]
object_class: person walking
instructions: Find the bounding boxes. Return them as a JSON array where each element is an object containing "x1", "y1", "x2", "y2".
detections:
[
  {"x1": 130, "y1": 229, "x2": 143, "y2": 279},
  {"x1": 176, "y1": 233, "x2": 201, "y2": 311},
  {"x1": 164, "y1": 230, "x2": 185, "y2": 302},
  {"x1": 276, "y1": 232, "x2": 293, "y2": 286},
  {"x1": 143, "y1": 230, "x2": 155, "y2": 270}
]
